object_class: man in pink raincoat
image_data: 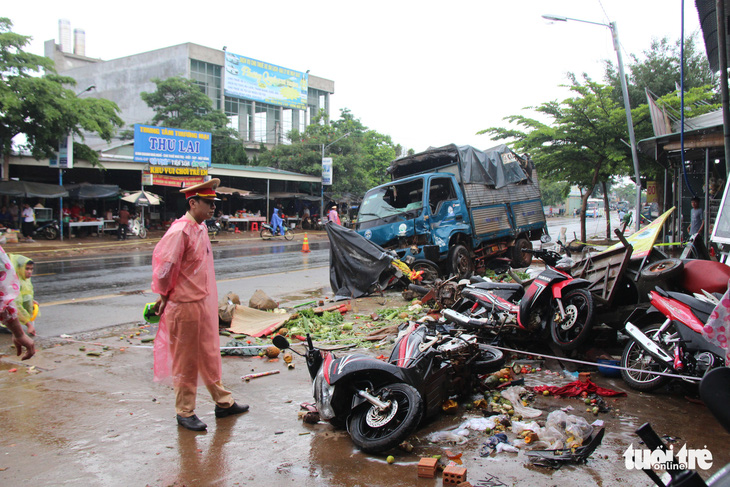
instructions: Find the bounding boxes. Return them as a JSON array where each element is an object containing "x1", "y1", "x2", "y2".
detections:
[{"x1": 152, "y1": 178, "x2": 248, "y2": 431}]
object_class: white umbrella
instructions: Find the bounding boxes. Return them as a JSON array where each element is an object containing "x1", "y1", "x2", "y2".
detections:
[{"x1": 121, "y1": 190, "x2": 162, "y2": 206}]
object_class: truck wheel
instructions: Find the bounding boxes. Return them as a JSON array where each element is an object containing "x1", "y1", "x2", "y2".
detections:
[
  {"x1": 511, "y1": 238, "x2": 533, "y2": 268},
  {"x1": 411, "y1": 260, "x2": 440, "y2": 286},
  {"x1": 449, "y1": 244, "x2": 473, "y2": 279}
]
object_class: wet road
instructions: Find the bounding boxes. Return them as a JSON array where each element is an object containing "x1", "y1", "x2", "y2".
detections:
[{"x1": 33, "y1": 241, "x2": 332, "y2": 336}]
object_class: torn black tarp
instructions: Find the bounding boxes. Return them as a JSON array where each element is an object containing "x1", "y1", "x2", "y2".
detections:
[
  {"x1": 387, "y1": 144, "x2": 531, "y2": 189},
  {"x1": 326, "y1": 222, "x2": 394, "y2": 299}
]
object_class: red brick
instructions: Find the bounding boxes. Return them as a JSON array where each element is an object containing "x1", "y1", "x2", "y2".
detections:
[
  {"x1": 417, "y1": 457, "x2": 438, "y2": 478},
  {"x1": 443, "y1": 465, "x2": 467, "y2": 484}
]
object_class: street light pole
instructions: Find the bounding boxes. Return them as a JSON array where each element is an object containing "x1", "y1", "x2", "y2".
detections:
[
  {"x1": 543, "y1": 15, "x2": 642, "y2": 231},
  {"x1": 320, "y1": 132, "x2": 351, "y2": 218}
]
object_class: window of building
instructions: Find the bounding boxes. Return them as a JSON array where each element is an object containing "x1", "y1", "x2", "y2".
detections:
[{"x1": 190, "y1": 59, "x2": 221, "y2": 110}]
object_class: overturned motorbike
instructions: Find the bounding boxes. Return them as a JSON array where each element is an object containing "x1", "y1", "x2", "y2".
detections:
[
  {"x1": 443, "y1": 247, "x2": 595, "y2": 350},
  {"x1": 273, "y1": 322, "x2": 503, "y2": 453},
  {"x1": 620, "y1": 286, "x2": 727, "y2": 392}
]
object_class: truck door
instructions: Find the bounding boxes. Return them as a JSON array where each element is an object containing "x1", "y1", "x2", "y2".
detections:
[{"x1": 428, "y1": 177, "x2": 460, "y2": 225}]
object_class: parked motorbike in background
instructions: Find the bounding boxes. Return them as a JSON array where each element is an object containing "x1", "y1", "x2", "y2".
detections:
[
  {"x1": 272, "y1": 321, "x2": 503, "y2": 453},
  {"x1": 620, "y1": 286, "x2": 727, "y2": 392},
  {"x1": 205, "y1": 218, "x2": 221, "y2": 237},
  {"x1": 443, "y1": 246, "x2": 595, "y2": 350},
  {"x1": 35, "y1": 220, "x2": 60, "y2": 240},
  {"x1": 129, "y1": 217, "x2": 147, "y2": 239}
]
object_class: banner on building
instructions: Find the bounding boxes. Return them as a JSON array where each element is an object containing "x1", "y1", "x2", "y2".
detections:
[
  {"x1": 224, "y1": 51, "x2": 307, "y2": 110},
  {"x1": 142, "y1": 171, "x2": 206, "y2": 188},
  {"x1": 322, "y1": 157, "x2": 333, "y2": 186},
  {"x1": 646, "y1": 181, "x2": 657, "y2": 203},
  {"x1": 134, "y1": 125, "x2": 211, "y2": 167}
]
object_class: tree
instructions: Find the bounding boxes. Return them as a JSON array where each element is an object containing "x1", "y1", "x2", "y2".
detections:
[
  {"x1": 604, "y1": 34, "x2": 718, "y2": 109},
  {"x1": 0, "y1": 17, "x2": 123, "y2": 176},
  {"x1": 540, "y1": 180, "x2": 570, "y2": 207},
  {"x1": 140, "y1": 77, "x2": 248, "y2": 165},
  {"x1": 257, "y1": 109, "x2": 397, "y2": 198},
  {"x1": 480, "y1": 75, "x2": 630, "y2": 242}
]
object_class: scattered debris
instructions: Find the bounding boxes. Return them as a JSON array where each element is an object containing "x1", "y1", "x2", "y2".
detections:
[{"x1": 241, "y1": 370, "x2": 280, "y2": 381}]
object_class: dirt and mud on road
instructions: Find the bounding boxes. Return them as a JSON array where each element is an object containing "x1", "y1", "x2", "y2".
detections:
[{"x1": 2, "y1": 288, "x2": 729, "y2": 486}]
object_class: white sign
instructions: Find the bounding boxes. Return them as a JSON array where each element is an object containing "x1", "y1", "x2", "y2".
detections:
[
  {"x1": 322, "y1": 157, "x2": 333, "y2": 186},
  {"x1": 55, "y1": 135, "x2": 73, "y2": 168}
]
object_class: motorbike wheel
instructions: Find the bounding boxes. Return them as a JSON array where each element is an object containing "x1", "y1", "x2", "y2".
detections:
[
  {"x1": 284, "y1": 228, "x2": 294, "y2": 241},
  {"x1": 449, "y1": 244, "x2": 473, "y2": 279},
  {"x1": 640, "y1": 258, "x2": 684, "y2": 282},
  {"x1": 411, "y1": 260, "x2": 441, "y2": 286},
  {"x1": 260, "y1": 227, "x2": 273, "y2": 240},
  {"x1": 474, "y1": 344, "x2": 505, "y2": 374},
  {"x1": 511, "y1": 238, "x2": 533, "y2": 268},
  {"x1": 347, "y1": 383, "x2": 424, "y2": 453},
  {"x1": 43, "y1": 226, "x2": 59, "y2": 240},
  {"x1": 549, "y1": 288, "x2": 595, "y2": 350},
  {"x1": 620, "y1": 322, "x2": 674, "y2": 391},
  {"x1": 138, "y1": 227, "x2": 148, "y2": 239}
]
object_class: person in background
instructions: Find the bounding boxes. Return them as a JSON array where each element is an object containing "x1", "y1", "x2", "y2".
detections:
[
  {"x1": 0, "y1": 206, "x2": 9, "y2": 228},
  {"x1": 20, "y1": 203, "x2": 34, "y2": 243},
  {"x1": 688, "y1": 197, "x2": 704, "y2": 236},
  {"x1": 152, "y1": 179, "x2": 248, "y2": 431},
  {"x1": 117, "y1": 205, "x2": 130, "y2": 240},
  {"x1": 8, "y1": 254, "x2": 38, "y2": 336},
  {"x1": 8, "y1": 201, "x2": 18, "y2": 229},
  {"x1": 270, "y1": 206, "x2": 285, "y2": 236},
  {"x1": 0, "y1": 246, "x2": 35, "y2": 360},
  {"x1": 327, "y1": 205, "x2": 341, "y2": 225}
]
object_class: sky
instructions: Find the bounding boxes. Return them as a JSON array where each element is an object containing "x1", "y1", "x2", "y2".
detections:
[{"x1": 5, "y1": 0, "x2": 704, "y2": 154}]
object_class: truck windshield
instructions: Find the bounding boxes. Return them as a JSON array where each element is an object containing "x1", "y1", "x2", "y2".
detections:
[{"x1": 358, "y1": 179, "x2": 424, "y2": 224}]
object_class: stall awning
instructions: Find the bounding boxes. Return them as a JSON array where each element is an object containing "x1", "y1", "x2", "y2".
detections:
[
  {"x1": 0, "y1": 181, "x2": 68, "y2": 198},
  {"x1": 64, "y1": 183, "x2": 120, "y2": 199},
  {"x1": 216, "y1": 186, "x2": 251, "y2": 196}
]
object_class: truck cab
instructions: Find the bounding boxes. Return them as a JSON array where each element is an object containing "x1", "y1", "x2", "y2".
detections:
[{"x1": 355, "y1": 144, "x2": 548, "y2": 278}]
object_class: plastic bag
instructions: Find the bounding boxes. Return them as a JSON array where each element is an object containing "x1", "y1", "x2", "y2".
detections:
[
  {"x1": 425, "y1": 430, "x2": 468, "y2": 444},
  {"x1": 511, "y1": 420, "x2": 541, "y2": 435},
  {"x1": 501, "y1": 386, "x2": 542, "y2": 418},
  {"x1": 460, "y1": 417, "x2": 496, "y2": 431}
]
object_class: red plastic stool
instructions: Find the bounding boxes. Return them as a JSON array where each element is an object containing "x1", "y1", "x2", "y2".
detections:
[{"x1": 250, "y1": 222, "x2": 259, "y2": 232}]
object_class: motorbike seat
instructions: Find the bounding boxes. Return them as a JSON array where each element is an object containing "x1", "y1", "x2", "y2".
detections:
[
  {"x1": 665, "y1": 290, "x2": 717, "y2": 319},
  {"x1": 470, "y1": 281, "x2": 523, "y2": 293},
  {"x1": 682, "y1": 260, "x2": 730, "y2": 295}
]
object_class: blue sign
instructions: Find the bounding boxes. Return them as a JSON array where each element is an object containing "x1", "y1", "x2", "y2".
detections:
[
  {"x1": 224, "y1": 51, "x2": 308, "y2": 110},
  {"x1": 133, "y1": 125, "x2": 212, "y2": 167}
]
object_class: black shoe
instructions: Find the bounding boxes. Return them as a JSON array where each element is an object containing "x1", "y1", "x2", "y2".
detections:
[
  {"x1": 215, "y1": 402, "x2": 249, "y2": 418},
  {"x1": 176, "y1": 414, "x2": 207, "y2": 431}
]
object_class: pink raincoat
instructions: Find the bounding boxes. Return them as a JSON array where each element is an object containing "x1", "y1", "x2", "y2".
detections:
[
  {"x1": 151, "y1": 216, "x2": 221, "y2": 387},
  {"x1": 0, "y1": 247, "x2": 20, "y2": 325}
]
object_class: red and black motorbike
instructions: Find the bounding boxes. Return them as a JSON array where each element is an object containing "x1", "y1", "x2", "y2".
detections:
[
  {"x1": 443, "y1": 247, "x2": 595, "y2": 350},
  {"x1": 620, "y1": 286, "x2": 727, "y2": 391},
  {"x1": 272, "y1": 323, "x2": 503, "y2": 453}
]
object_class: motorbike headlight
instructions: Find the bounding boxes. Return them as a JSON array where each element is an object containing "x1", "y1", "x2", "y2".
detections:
[{"x1": 312, "y1": 368, "x2": 336, "y2": 420}]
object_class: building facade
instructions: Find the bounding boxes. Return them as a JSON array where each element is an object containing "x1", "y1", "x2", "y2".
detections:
[{"x1": 44, "y1": 35, "x2": 335, "y2": 150}]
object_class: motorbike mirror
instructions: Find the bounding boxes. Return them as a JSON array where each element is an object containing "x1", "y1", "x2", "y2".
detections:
[{"x1": 272, "y1": 335, "x2": 290, "y2": 350}]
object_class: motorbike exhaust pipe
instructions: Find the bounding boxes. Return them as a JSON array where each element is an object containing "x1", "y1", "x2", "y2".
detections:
[
  {"x1": 624, "y1": 322, "x2": 674, "y2": 365},
  {"x1": 442, "y1": 309, "x2": 489, "y2": 328}
]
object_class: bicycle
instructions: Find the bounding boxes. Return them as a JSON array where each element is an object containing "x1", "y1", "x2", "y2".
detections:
[{"x1": 260, "y1": 222, "x2": 293, "y2": 241}]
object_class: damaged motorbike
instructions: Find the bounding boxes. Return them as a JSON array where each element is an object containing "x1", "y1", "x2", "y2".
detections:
[
  {"x1": 272, "y1": 322, "x2": 504, "y2": 453},
  {"x1": 442, "y1": 246, "x2": 596, "y2": 350},
  {"x1": 620, "y1": 286, "x2": 727, "y2": 392}
]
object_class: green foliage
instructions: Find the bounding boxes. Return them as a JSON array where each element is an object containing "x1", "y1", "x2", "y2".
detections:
[
  {"x1": 480, "y1": 75, "x2": 630, "y2": 241},
  {"x1": 604, "y1": 34, "x2": 718, "y2": 109},
  {"x1": 257, "y1": 108, "x2": 396, "y2": 197},
  {"x1": 540, "y1": 180, "x2": 570, "y2": 206},
  {"x1": 141, "y1": 77, "x2": 247, "y2": 165},
  {"x1": 0, "y1": 17, "x2": 123, "y2": 166}
]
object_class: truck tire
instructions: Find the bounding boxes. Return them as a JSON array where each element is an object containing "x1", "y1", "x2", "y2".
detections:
[
  {"x1": 449, "y1": 244, "x2": 473, "y2": 279},
  {"x1": 511, "y1": 238, "x2": 533, "y2": 268}
]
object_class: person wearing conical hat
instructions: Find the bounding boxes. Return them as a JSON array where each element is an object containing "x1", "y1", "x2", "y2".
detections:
[{"x1": 151, "y1": 178, "x2": 248, "y2": 431}]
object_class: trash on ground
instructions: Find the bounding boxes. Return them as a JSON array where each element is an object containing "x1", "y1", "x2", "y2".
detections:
[
  {"x1": 241, "y1": 370, "x2": 280, "y2": 381},
  {"x1": 532, "y1": 379, "x2": 627, "y2": 397}
]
